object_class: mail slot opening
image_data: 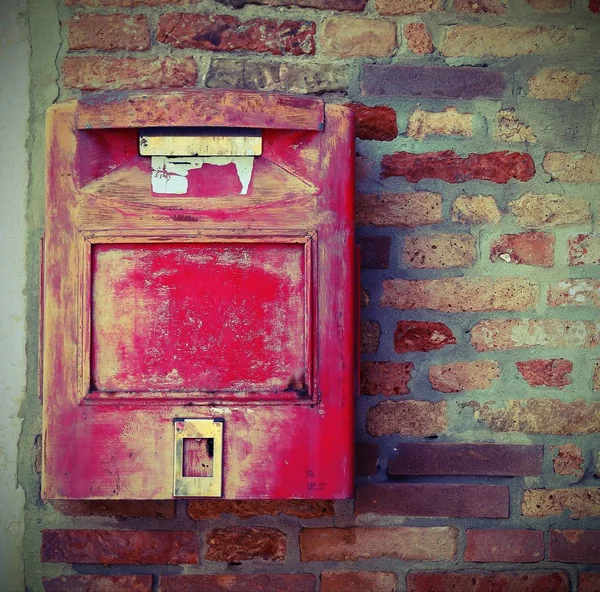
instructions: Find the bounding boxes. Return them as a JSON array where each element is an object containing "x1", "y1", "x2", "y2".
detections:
[{"x1": 183, "y1": 438, "x2": 214, "y2": 477}]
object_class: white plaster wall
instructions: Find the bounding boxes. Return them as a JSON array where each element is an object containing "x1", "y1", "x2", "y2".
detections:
[{"x1": 0, "y1": 0, "x2": 29, "y2": 589}]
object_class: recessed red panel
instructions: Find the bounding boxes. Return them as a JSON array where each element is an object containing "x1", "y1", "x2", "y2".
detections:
[{"x1": 91, "y1": 243, "x2": 306, "y2": 394}]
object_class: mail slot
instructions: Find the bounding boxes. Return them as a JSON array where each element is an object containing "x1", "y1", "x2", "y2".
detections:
[{"x1": 41, "y1": 90, "x2": 355, "y2": 499}]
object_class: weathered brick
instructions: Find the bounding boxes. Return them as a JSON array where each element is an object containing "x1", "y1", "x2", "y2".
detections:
[
  {"x1": 553, "y1": 443, "x2": 584, "y2": 476},
  {"x1": 157, "y1": 14, "x2": 315, "y2": 56},
  {"x1": 356, "y1": 443, "x2": 379, "y2": 477},
  {"x1": 569, "y1": 234, "x2": 600, "y2": 265},
  {"x1": 216, "y1": 0, "x2": 366, "y2": 9},
  {"x1": 509, "y1": 193, "x2": 590, "y2": 228},
  {"x1": 591, "y1": 0, "x2": 600, "y2": 11},
  {"x1": 544, "y1": 152, "x2": 600, "y2": 183},
  {"x1": 403, "y1": 233, "x2": 476, "y2": 269},
  {"x1": 205, "y1": 527, "x2": 286, "y2": 562},
  {"x1": 321, "y1": 17, "x2": 396, "y2": 58},
  {"x1": 300, "y1": 526, "x2": 457, "y2": 561},
  {"x1": 404, "y1": 23, "x2": 434, "y2": 54},
  {"x1": 490, "y1": 232, "x2": 554, "y2": 267},
  {"x1": 188, "y1": 500, "x2": 334, "y2": 520},
  {"x1": 388, "y1": 443, "x2": 543, "y2": 476},
  {"x1": 580, "y1": 574, "x2": 600, "y2": 592},
  {"x1": 453, "y1": 0, "x2": 505, "y2": 13},
  {"x1": 549, "y1": 530, "x2": 600, "y2": 562},
  {"x1": 406, "y1": 107, "x2": 472, "y2": 140},
  {"x1": 429, "y1": 360, "x2": 499, "y2": 393},
  {"x1": 382, "y1": 278, "x2": 538, "y2": 312},
  {"x1": 465, "y1": 530, "x2": 544, "y2": 562},
  {"x1": 205, "y1": 59, "x2": 349, "y2": 94},
  {"x1": 376, "y1": 0, "x2": 441, "y2": 14},
  {"x1": 68, "y1": 14, "x2": 150, "y2": 51},
  {"x1": 358, "y1": 236, "x2": 391, "y2": 269},
  {"x1": 41, "y1": 530, "x2": 199, "y2": 564},
  {"x1": 367, "y1": 400, "x2": 447, "y2": 436},
  {"x1": 469, "y1": 399, "x2": 600, "y2": 434},
  {"x1": 548, "y1": 279, "x2": 600, "y2": 307},
  {"x1": 360, "y1": 288, "x2": 370, "y2": 307},
  {"x1": 348, "y1": 104, "x2": 398, "y2": 141},
  {"x1": 594, "y1": 361, "x2": 600, "y2": 391},
  {"x1": 524, "y1": 488, "x2": 600, "y2": 518},
  {"x1": 494, "y1": 109, "x2": 536, "y2": 142},
  {"x1": 356, "y1": 192, "x2": 442, "y2": 227},
  {"x1": 442, "y1": 25, "x2": 584, "y2": 58},
  {"x1": 382, "y1": 151, "x2": 535, "y2": 183},
  {"x1": 51, "y1": 500, "x2": 175, "y2": 518},
  {"x1": 394, "y1": 321, "x2": 456, "y2": 353},
  {"x1": 361, "y1": 361, "x2": 413, "y2": 395},
  {"x1": 43, "y1": 576, "x2": 152, "y2": 592},
  {"x1": 362, "y1": 65, "x2": 505, "y2": 99},
  {"x1": 408, "y1": 572, "x2": 568, "y2": 591},
  {"x1": 356, "y1": 483, "x2": 509, "y2": 518},
  {"x1": 321, "y1": 571, "x2": 397, "y2": 592},
  {"x1": 160, "y1": 575, "x2": 315, "y2": 592},
  {"x1": 66, "y1": 0, "x2": 191, "y2": 5},
  {"x1": 527, "y1": 0, "x2": 570, "y2": 11},
  {"x1": 529, "y1": 68, "x2": 591, "y2": 100},
  {"x1": 62, "y1": 56, "x2": 197, "y2": 91},
  {"x1": 361, "y1": 320, "x2": 380, "y2": 353},
  {"x1": 471, "y1": 319, "x2": 600, "y2": 351},
  {"x1": 452, "y1": 195, "x2": 501, "y2": 225},
  {"x1": 516, "y1": 359, "x2": 572, "y2": 388}
]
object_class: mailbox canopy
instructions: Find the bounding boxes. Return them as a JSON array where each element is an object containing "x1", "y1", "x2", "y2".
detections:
[{"x1": 42, "y1": 90, "x2": 355, "y2": 500}]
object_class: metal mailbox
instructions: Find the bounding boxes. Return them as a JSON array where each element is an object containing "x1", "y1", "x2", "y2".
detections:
[{"x1": 42, "y1": 90, "x2": 355, "y2": 500}]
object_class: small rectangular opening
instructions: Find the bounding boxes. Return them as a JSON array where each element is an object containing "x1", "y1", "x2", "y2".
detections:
[{"x1": 183, "y1": 438, "x2": 214, "y2": 477}]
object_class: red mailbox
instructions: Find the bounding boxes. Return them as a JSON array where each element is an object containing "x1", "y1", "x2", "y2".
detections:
[{"x1": 42, "y1": 90, "x2": 355, "y2": 499}]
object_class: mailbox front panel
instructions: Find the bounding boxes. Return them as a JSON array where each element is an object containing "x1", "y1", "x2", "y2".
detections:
[{"x1": 42, "y1": 90, "x2": 354, "y2": 499}]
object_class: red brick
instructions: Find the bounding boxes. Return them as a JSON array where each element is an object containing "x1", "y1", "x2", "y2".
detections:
[
  {"x1": 41, "y1": 530, "x2": 199, "y2": 564},
  {"x1": 361, "y1": 320, "x2": 380, "y2": 353},
  {"x1": 429, "y1": 360, "x2": 499, "y2": 393},
  {"x1": 548, "y1": 279, "x2": 600, "y2": 306},
  {"x1": 188, "y1": 500, "x2": 333, "y2": 520},
  {"x1": 404, "y1": 23, "x2": 434, "y2": 54},
  {"x1": 471, "y1": 319, "x2": 600, "y2": 351},
  {"x1": 356, "y1": 192, "x2": 442, "y2": 227},
  {"x1": 43, "y1": 576, "x2": 153, "y2": 592},
  {"x1": 216, "y1": 0, "x2": 367, "y2": 9},
  {"x1": 553, "y1": 443, "x2": 584, "y2": 476},
  {"x1": 407, "y1": 572, "x2": 568, "y2": 592},
  {"x1": 569, "y1": 234, "x2": 600, "y2": 266},
  {"x1": 160, "y1": 575, "x2": 315, "y2": 592},
  {"x1": 367, "y1": 400, "x2": 447, "y2": 436},
  {"x1": 579, "y1": 573, "x2": 600, "y2": 592},
  {"x1": 355, "y1": 483, "x2": 509, "y2": 518},
  {"x1": 394, "y1": 321, "x2": 456, "y2": 353},
  {"x1": 516, "y1": 359, "x2": 572, "y2": 388},
  {"x1": 490, "y1": 232, "x2": 554, "y2": 266},
  {"x1": 300, "y1": 526, "x2": 457, "y2": 561},
  {"x1": 68, "y1": 14, "x2": 150, "y2": 51},
  {"x1": 359, "y1": 235, "x2": 391, "y2": 269},
  {"x1": 403, "y1": 233, "x2": 476, "y2": 268},
  {"x1": 382, "y1": 151, "x2": 535, "y2": 183},
  {"x1": 361, "y1": 361, "x2": 413, "y2": 395},
  {"x1": 321, "y1": 571, "x2": 397, "y2": 592},
  {"x1": 382, "y1": 277, "x2": 538, "y2": 312},
  {"x1": 205, "y1": 527, "x2": 286, "y2": 561},
  {"x1": 388, "y1": 443, "x2": 543, "y2": 476},
  {"x1": 348, "y1": 103, "x2": 398, "y2": 141},
  {"x1": 157, "y1": 14, "x2": 315, "y2": 56},
  {"x1": 454, "y1": 0, "x2": 505, "y2": 13},
  {"x1": 362, "y1": 65, "x2": 505, "y2": 99},
  {"x1": 469, "y1": 399, "x2": 600, "y2": 434},
  {"x1": 523, "y1": 488, "x2": 600, "y2": 518},
  {"x1": 62, "y1": 56, "x2": 197, "y2": 91},
  {"x1": 51, "y1": 500, "x2": 175, "y2": 518},
  {"x1": 465, "y1": 529, "x2": 544, "y2": 563},
  {"x1": 591, "y1": 0, "x2": 600, "y2": 11},
  {"x1": 549, "y1": 530, "x2": 600, "y2": 563},
  {"x1": 356, "y1": 442, "x2": 379, "y2": 477}
]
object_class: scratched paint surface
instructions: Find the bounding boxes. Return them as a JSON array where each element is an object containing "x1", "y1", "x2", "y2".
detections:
[{"x1": 91, "y1": 243, "x2": 306, "y2": 394}]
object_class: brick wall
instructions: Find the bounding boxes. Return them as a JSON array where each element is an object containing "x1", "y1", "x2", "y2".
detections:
[{"x1": 30, "y1": 0, "x2": 600, "y2": 589}]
